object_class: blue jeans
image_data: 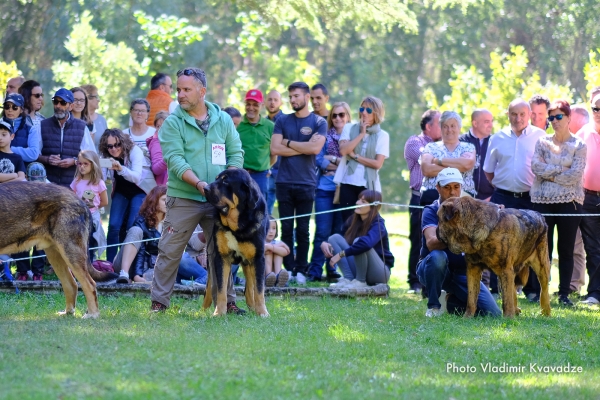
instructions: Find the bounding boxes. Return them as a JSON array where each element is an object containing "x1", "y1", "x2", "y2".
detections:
[
  {"x1": 107, "y1": 192, "x2": 146, "y2": 261},
  {"x1": 176, "y1": 253, "x2": 208, "y2": 284},
  {"x1": 417, "y1": 250, "x2": 501, "y2": 316},
  {"x1": 276, "y1": 183, "x2": 315, "y2": 275},
  {"x1": 267, "y1": 174, "x2": 277, "y2": 215},
  {"x1": 249, "y1": 170, "x2": 269, "y2": 205},
  {"x1": 308, "y1": 189, "x2": 343, "y2": 278}
]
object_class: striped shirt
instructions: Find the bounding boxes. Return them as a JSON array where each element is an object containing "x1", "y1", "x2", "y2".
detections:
[{"x1": 404, "y1": 133, "x2": 434, "y2": 191}]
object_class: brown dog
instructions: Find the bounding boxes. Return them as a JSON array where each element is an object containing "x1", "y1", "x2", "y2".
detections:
[
  {"x1": 0, "y1": 181, "x2": 117, "y2": 318},
  {"x1": 437, "y1": 196, "x2": 551, "y2": 318},
  {"x1": 202, "y1": 169, "x2": 269, "y2": 317}
]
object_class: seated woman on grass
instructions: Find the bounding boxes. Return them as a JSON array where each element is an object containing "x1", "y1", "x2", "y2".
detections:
[
  {"x1": 113, "y1": 185, "x2": 207, "y2": 285},
  {"x1": 264, "y1": 217, "x2": 290, "y2": 287},
  {"x1": 320, "y1": 190, "x2": 395, "y2": 288}
]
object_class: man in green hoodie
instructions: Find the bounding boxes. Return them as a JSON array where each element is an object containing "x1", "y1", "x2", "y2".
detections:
[{"x1": 150, "y1": 67, "x2": 246, "y2": 315}]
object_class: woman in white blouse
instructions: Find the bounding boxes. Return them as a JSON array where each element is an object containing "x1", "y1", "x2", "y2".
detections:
[{"x1": 531, "y1": 99, "x2": 586, "y2": 307}]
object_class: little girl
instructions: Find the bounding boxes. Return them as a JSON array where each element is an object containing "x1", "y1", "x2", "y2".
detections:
[
  {"x1": 264, "y1": 217, "x2": 290, "y2": 287},
  {"x1": 70, "y1": 150, "x2": 109, "y2": 261}
]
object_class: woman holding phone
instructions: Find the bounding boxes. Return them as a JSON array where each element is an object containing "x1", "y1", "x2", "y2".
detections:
[{"x1": 335, "y1": 96, "x2": 390, "y2": 222}]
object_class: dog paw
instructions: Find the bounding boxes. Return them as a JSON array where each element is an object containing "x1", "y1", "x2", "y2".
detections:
[{"x1": 57, "y1": 309, "x2": 75, "y2": 316}]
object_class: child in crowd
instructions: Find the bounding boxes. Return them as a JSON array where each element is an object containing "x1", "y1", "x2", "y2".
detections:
[
  {"x1": 264, "y1": 216, "x2": 290, "y2": 287},
  {"x1": 70, "y1": 150, "x2": 108, "y2": 261},
  {"x1": 0, "y1": 120, "x2": 26, "y2": 182}
]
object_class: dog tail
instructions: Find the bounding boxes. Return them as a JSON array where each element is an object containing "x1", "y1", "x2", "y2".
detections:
[{"x1": 87, "y1": 261, "x2": 119, "y2": 282}]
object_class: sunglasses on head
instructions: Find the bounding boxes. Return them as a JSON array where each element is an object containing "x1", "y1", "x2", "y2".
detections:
[
  {"x1": 32, "y1": 93, "x2": 44, "y2": 99},
  {"x1": 106, "y1": 142, "x2": 122, "y2": 150},
  {"x1": 592, "y1": 107, "x2": 600, "y2": 113},
  {"x1": 52, "y1": 99, "x2": 68, "y2": 106},
  {"x1": 2, "y1": 103, "x2": 19, "y2": 111},
  {"x1": 359, "y1": 107, "x2": 373, "y2": 114},
  {"x1": 547, "y1": 114, "x2": 565, "y2": 122},
  {"x1": 332, "y1": 112, "x2": 346, "y2": 119},
  {"x1": 177, "y1": 68, "x2": 206, "y2": 86}
]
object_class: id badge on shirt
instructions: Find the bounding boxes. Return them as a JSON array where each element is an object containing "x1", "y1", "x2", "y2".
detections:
[{"x1": 212, "y1": 143, "x2": 226, "y2": 165}]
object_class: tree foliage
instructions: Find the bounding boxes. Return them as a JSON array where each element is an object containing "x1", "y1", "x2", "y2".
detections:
[
  {"x1": 0, "y1": 61, "x2": 22, "y2": 100},
  {"x1": 51, "y1": 11, "x2": 145, "y2": 127},
  {"x1": 584, "y1": 49, "x2": 600, "y2": 101}
]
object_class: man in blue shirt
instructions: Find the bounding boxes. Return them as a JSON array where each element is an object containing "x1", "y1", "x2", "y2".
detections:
[{"x1": 416, "y1": 168, "x2": 501, "y2": 317}]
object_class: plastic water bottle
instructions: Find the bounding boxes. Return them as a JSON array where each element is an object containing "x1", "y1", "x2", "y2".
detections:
[{"x1": 27, "y1": 270, "x2": 34, "y2": 280}]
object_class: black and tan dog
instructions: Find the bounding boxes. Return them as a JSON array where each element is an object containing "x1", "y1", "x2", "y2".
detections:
[
  {"x1": 437, "y1": 196, "x2": 551, "y2": 318},
  {"x1": 202, "y1": 169, "x2": 269, "y2": 317},
  {"x1": 0, "y1": 181, "x2": 117, "y2": 318}
]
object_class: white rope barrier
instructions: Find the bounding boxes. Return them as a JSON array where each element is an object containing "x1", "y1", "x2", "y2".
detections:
[{"x1": 3, "y1": 200, "x2": 597, "y2": 263}]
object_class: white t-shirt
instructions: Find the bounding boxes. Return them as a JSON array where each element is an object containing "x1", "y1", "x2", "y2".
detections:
[
  {"x1": 123, "y1": 126, "x2": 156, "y2": 166},
  {"x1": 338, "y1": 123, "x2": 390, "y2": 190}
]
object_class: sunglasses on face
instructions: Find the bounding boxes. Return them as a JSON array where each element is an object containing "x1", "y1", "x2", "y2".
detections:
[
  {"x1": 359, "y1": 107, "x2": 373, "y2": 114},
  {"x1": 331, "y1": 113, "x2": 346, "y2": 119},
  {"x1": 592, "y1": 107, "x2": 600, "y2": 113},
  {"x1": 2, "y1": 103, "x2": 19, "y2": 111},
  {"x1": 52, "y1": 99, "x2": 68, "y2": 106},
  {"x1": 106, "y1": 142, "x2": 122, "y2": 150},
  {"x1": 32, "y1": 93, "x2": 44, "y2": 99},
  {"x1": 547, "y1": 114, "x2": 565, "y2": 122}
]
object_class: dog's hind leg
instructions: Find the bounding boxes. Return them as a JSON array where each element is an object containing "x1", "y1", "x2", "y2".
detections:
[
  {"x1": 252, "y1": 254, "x2": 269, "y2": 317},
  {"x1": 499, "y1": 268, "x2": 517, "y2": 318},
  {"x1": 68, "y1": 259, "x2": 99, "y2": 319},
  {"x1": 529, "y1": 240, "x2": 551, "y2": 317},
  {"x1": 240, "y1": 263, "x2": 256, "y2": 312},
  {"x1": 44, "y1": 246, "x2": 78, "y2": 317},
  {"x1": 464, "y1": 265, "x2": 483, "y2": 318}
]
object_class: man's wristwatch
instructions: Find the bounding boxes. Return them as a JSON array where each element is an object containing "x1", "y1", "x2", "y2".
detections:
[
  {"x1": 339, "y1": 250, "x2": 346, "y2": 258},
  {"x1": 353, "y1": 155, "x2": 359, "y2": 162}
]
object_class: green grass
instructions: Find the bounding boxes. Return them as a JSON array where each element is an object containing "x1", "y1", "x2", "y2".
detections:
[{"x1": 1, "y1": 211, "x2": 599, "y2": 399}]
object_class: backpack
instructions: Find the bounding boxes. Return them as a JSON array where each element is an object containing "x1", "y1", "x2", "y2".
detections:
[{"x1": 92, "y1": 260, "x2": 114, "y2": 273}]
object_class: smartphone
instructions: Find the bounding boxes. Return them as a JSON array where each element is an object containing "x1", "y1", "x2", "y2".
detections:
[
  {"x1": 99, "y1": 158, "x2": 113, "y2": 168},
  {"x1": 82, "y1": 190, "x2": 95, "y2": 200}
]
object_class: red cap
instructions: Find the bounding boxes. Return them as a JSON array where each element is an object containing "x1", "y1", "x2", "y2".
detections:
[{"x1": 244, "y1": 89, "x2": 263, "y2": 103}]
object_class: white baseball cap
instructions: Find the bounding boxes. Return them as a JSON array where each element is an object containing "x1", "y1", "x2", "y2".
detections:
[{"x1": 436, "y1": 167, "x2": 464, "y2": 187}]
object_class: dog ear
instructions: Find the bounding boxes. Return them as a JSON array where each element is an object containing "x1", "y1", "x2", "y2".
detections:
[{"x1": 443, "y1": 202, "x2": 459, "y2": 221}]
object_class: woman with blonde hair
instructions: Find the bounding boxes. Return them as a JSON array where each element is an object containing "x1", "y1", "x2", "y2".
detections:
[{"x1": 335, "y1": 96, "x2": 390, "y2": 222}]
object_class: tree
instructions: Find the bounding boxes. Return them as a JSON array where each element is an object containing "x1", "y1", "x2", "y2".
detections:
[
  {"x1": 51, "y1": 11, "x2": 145, "y2": 127},
  {"x1": 584, "y1": 49, "x2": 600, "y2": 101},
  {"x1": 0, "y1": 61, "x2": 22, "y2": 99}
]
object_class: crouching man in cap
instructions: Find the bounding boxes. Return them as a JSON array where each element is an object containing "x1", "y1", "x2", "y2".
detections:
[{"x1": 416, "y1": 168, "x2": 501, "y2": 317}]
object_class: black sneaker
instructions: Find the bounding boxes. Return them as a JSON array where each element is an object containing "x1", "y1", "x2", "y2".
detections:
[
  {"x1": 526, "y1": 293, "x2": 540, "y2": 303},
  {"x1": 558, "y1": 295, "x2": 574, "y2": 307},
  {"x1": 226, "y1": 302, "x2": 247, "y2": 315},
  {"x1": 326, "y1": 271, "x2": 342, "y2": 283},
  {"x1": 150, "y1": 301, "x2": 167, "y2": 312}
]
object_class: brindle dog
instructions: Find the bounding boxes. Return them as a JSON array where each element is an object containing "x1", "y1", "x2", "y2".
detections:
[
  {"x1": 0, "y1": 181, "x2": 117, "y2": 318},
  {"x1": 437, "y1": 196, "x2": 551, "y2": 318},
  {"x1": 202, "y1": 169, "x2": 269, "y2": 317}
]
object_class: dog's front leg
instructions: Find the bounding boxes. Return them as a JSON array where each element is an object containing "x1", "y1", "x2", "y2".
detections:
[
  {"x1": 45, "y1": 247, "x2": 78, "y2": 317},
  {"x1": 213, "y1": 256, "x2": 231, "y2": 316},
  {"x1": 499, "y1": 268, "x2": 517, "y2": 318},
  {"x1": 240, "y1": 262, "x2": 256, "y2": 312},
  {"x1": 464, "y1": 266, "x2": 482, "y2": 318}
]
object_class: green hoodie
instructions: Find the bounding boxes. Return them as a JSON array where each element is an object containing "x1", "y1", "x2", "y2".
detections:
[{"x1": 159, "y1": 101, "x2": 244, "y2": 202}]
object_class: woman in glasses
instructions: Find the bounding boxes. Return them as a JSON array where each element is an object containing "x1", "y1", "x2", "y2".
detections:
[
  {"x1": 70, "y1": 87, "x2": 95, "y2": 141},
  {"x1": 123, "y1": 99, "x2": 155, "y2": 160},
  {"x1": 99, "y1": 128, "x2": 157, "y2": 262},
  {"x1": 420, "y1": 111, "x2": 476, "y2": 199},
  {"x1": 1, "y1": 93, "x2": 40, "y2": 163},
  {"x1": 81, "y1": 84, "x2": 108, "y2": 152},
  {"x1": 306, "y1": 102, "x2": 350, "y2": 282},
  {"x1": 531, "y1": 99, "x2": 586, "y2": 307},
  {"x1": 18, "y1": 80, "x2": 45, "y2": 126},
  {"x1": 335, "y1": 96, "x2": 390, "y2": 222}
]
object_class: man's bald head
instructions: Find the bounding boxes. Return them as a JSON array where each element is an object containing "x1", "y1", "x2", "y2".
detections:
[
  {"x1": 471, "y1": 108, "x2": 493, "y2": 138},
  {"x1": 266, "y1": 90, "x2": 282, "y2": 115},
  {"x1": 507, "y1": 98, "x2": 532, "y2": 135},
  {"x1": 6, "y1": 76, "x2": 25, "y2": 94}
]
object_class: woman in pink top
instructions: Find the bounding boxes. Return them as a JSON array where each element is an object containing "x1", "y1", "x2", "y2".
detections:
[{"x1": 146, "y1": 110, "x2": 169, "y2": 185}]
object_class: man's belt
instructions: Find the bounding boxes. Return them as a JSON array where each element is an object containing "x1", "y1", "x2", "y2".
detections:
[
  {"x1": 496, "y1": 188, "x2": 530, "y2": 198},
  {"x1": 584, "y1": 188, "x2": 600, "y2": 197}
]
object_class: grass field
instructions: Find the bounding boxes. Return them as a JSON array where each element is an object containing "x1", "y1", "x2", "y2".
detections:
[{"x1": 1, "y1": 210, "x2": 599, "y2": 399}]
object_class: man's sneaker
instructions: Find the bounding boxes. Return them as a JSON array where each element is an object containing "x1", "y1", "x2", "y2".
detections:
[
  {"x1": 578, "y1": 296, "x2": 600, "y2": 306},
  {"x1": 33, "y1": 274, "x2": 43, "y2": 281},
  {"x1": 226, "y1": 302, "x2": 247, "y2": 315},
  {"x1": 326, "y1": 271, "x2": 342, "y2": 283},
  {"x1": 276, "y1": 270, "x2": 289, "y2": 287},
  {"x1": 150, "y1": 301, "x2": 167, "y2": 312},
  {"x1": 527, "y1": 293, "x2": 540, "y2": 303},
  {"x1": 116, "y1": 270, "x2": 129, "y2": 284},
  {"x1": 265, "y1": 272, "x2": 276, "y2": 287},
  {"x1": 307, "y1": 274, "x2": 322, "y2": 282},
  {"x1": 16, "y1": 273, "x2": 28, "y2": 281},
  {"x1": 558, "y1": 295, "x2": 574, "y2": 307},
  {"x1": 295, "y1": 272, "x2": 307, "y2": 286},
  {"x1": 347, "y1": 279, "x2": 368, "y2": 288},
  {"x1": 288, "y1": 273, "x2": 296, "y2": 284},
  {"x1": 425, "y1": 308, "x2": 443, "y2": 317}
]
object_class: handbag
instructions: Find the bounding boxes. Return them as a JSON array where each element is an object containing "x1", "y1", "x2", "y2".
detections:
[{"x1": 332, "y1": 184, "x2": 341, "y2": 205}]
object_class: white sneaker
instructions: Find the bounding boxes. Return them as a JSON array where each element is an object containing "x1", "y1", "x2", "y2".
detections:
[
  {"x1": 295, "y1": 272, "x2": 307, "y2": 285},
  {"x1": 347, "y1": 279, "x2": 368, "y2": 288},
  {"x1": 330, "y1": 278, "x2": 352, "y2": 288},
  {"x1": 116, "y1": 270, "x2": 129, "y2": 284},
  {"x1": 578, "y1": 296, "x2": 600, "y2": 305},
  {"x1": 425, "y1": 308, "x2": 443, "y2": 317},
  {"x1": 288, "y1": 273, "x2": 296, "y2": 283}
]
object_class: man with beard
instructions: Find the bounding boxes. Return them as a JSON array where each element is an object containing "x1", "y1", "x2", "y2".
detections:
[
  {"x1": 270, "y1": 81, "x2": 326, "y2": 284},
  {"x1": 34, "y1": 88, "x2": 95, "y2": 187},
  {"x1": 236, "y1": 89, "x2": 276, "y2": 200}
]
